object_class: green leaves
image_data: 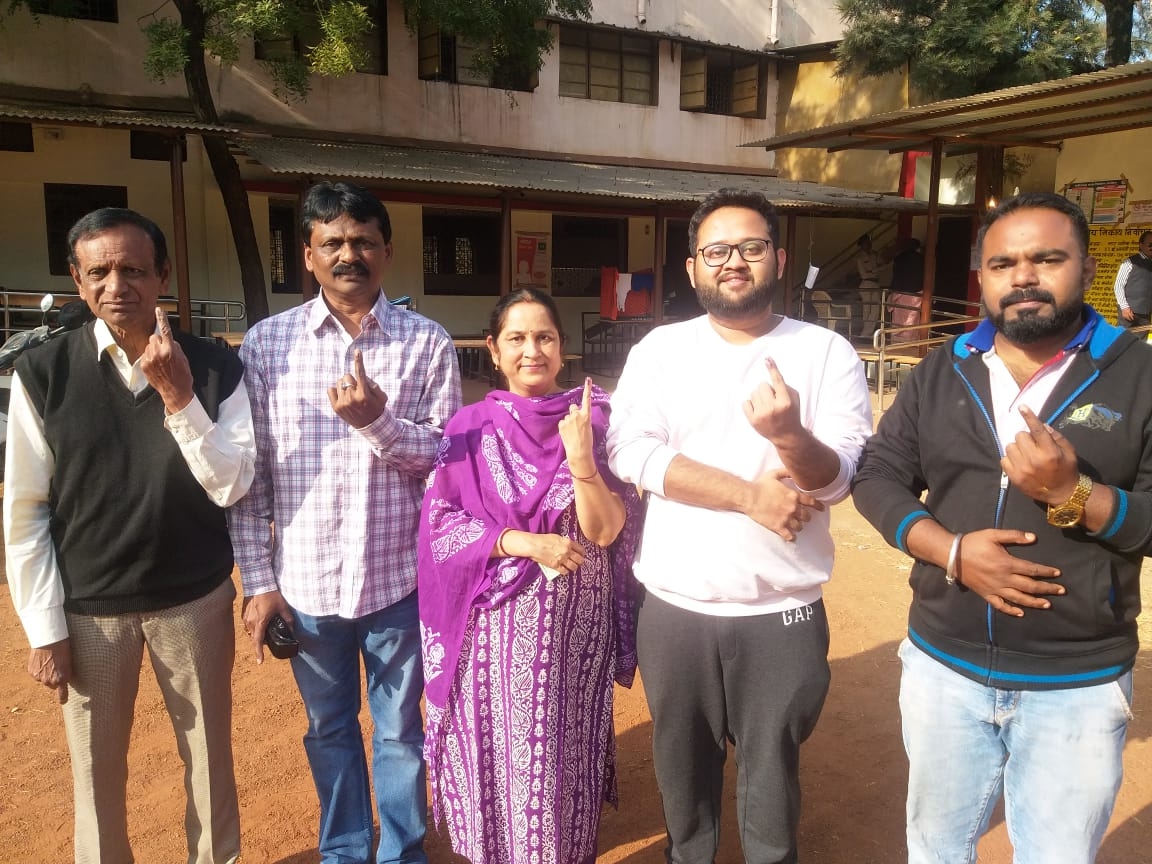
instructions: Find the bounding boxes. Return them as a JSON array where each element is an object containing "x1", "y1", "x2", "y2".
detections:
[
  {"x1": 310, "y1": 1, "x2": 372, "y2": 77},
  {"x1": 142, "y1": 17, "x2": 189, "y2": 83},
  {"x1": 403, "y1": 0, "x2": 591, "y2": 84},
  {"x1": 836, "y1": 0, "x2": 1109, "y2": 99},
  {"x1": 1, "y1": 0, "x2": 595, "y2": 101}
]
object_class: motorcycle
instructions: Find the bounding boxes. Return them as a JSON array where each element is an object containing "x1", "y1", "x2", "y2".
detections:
[
  {"x1": 0, "y1": 294, "x2": 94, "y2": 480},
  {"x1": 0, "y1": 294, "x2": 94, "y2": 371}
]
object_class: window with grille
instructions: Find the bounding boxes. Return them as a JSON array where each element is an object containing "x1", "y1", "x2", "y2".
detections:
[
  {"x1": 423, "y1": 235, "x2": 440, "y2": 274},
  {"x1": 256, "y1": 0, "x2": 387, "y2": 75},
  {"x1": 43, "y1": 183, "x2": 129, "y2": 276},
  {"x1": 417, "y1": 24, "x2": 536, "y2": 91},
  {"x1": 558, "y1": 26, "x2": 656, "y2": 105},
  {"x1": 422, "y1": 209, "x2": 500, "y2": 296},
  {"x1": 679, "y1": 47, "x2": 765, "y2": 118},
  {"x1": 269, "y1": 201, "x2": 300, "y2": 294}
]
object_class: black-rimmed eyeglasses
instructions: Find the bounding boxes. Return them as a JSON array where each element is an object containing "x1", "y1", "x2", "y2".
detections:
[{"x1": 696, "y1": 239, "x2": 773, "y2": 267}]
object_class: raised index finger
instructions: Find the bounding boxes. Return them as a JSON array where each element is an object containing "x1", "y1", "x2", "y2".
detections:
[
  {"x1": 353, "y1": 349, "x2": 367, "y2": 385},
  {"x1": 764, "y1": 356, "x2": 786, "y2": 388},
  {"x1": 581, "y1": 377, "x2": 592, "y2": 414},
  {"x1": 154, "y1": 307, "x2": 171, "y2": 340},
  {"x1": 1018, "y1": 405, "x2": 1057, "y2": 448}
]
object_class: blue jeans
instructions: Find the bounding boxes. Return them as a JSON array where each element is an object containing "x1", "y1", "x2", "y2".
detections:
[
  {"x1": 290, "y1": 592, "x2": 428, "y2": 864},
  {"x1": 898, "y1": 638, "x2": 1132, "y2": 864}
]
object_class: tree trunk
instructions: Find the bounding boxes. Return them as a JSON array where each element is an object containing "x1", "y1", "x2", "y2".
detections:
[
  {"x1": 1102, "y1": 0, "x2": 1135, "y2": 67},
  {"x1": 174, "y1": 0, "x2": 270, "y2": 325}
]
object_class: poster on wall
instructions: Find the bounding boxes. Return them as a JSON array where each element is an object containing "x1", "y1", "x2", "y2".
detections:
[
  {"x1": 1065, "y1": 180, "x2": 1128, "y2": 224},
  {"x1": 514, "y1": 231, "x2": 551, "y2": 289},
  {"x1": 1128, "y1": 199, "x2": 1152, "y2": 222},
  {"x1": 1085, "y1": 223, "x2": 1152, "y2": 320}
]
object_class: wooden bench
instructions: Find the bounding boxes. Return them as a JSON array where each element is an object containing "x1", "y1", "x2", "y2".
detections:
[
  {"x1": 857, "y1": 349, "x2": 924, "y2": 396},
  {"x1": 452, "y1": 336, "x2": 494, "y2": 384},
  {"x1": 212, "y1": 331, "x2": 245, "y2": 349}
]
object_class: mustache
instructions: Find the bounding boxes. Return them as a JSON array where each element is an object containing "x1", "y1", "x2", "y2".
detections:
[
  {"x1": 1000, "y1": 289, "x2": 1055, "y2": 309},
  {"x1": 332, "y1": 262, "x2": 369, "y2": 277}
]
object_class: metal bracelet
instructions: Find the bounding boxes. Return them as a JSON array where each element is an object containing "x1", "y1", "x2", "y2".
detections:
[{"x1": 944, "y1": 532, "x2": 964, "y2": 586}]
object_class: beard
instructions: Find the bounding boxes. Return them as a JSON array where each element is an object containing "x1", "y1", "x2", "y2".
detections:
[
  {"x1": 693, "y1": 268, "x2": 777, "y2": 319},
  {"x1": 986, "y1": 288, "x2": 1084, "y2": 343}
]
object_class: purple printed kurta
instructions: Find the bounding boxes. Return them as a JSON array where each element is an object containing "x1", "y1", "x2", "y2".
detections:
[{"x1": 418, "y1": 386, "x2": 639, "y2": 864}]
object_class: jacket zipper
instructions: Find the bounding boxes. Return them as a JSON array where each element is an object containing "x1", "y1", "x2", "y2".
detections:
[{"x1": 953, "y1": 361, "x2": 1007, "y2": 647}]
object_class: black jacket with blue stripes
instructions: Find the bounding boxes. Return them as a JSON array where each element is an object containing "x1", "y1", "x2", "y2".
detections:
[{"x1": 852, "y1": 306, "x2": 1152, "y2": 690}]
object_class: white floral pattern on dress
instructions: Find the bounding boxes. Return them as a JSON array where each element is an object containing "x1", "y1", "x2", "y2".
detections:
[
  {"x1": 494, "y1": 398, "x2": 519, "y2": 420},
  {"x1": 421, "y1": 622, "x2": 446, "y2": 682},
  {"x1": 427, "y1": 489, "x2": 618, "y2": 864},
  {"x1": 426, "y1": 498, "x2": 487, "y2": 564},
  {"x1": 484, "y1": 429, "x2": 538, "y2": 503}
]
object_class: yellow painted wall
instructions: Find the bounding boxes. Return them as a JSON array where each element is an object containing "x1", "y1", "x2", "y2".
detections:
[
  {"x1": 0, "y1": 127, "x2": 217, "y2": 298},
  {"x1": 773, "y1": 58, "x2": 905, "y2": 192},
  {"x1": 1057, "y1": 130, "x2": 1152, "y2": 320},
  {"x1": 1057, "y1": 130, "x2": 1152, "y2": 206}
]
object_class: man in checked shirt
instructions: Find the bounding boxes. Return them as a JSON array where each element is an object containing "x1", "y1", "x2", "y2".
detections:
[{"x1": 228, "y1": 181, "x2": 461, "y2": 864}]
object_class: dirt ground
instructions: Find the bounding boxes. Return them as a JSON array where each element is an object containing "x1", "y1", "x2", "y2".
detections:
[
  {"x1": 2, "y1": 497, "x2": 1150, "y2": 863},
  {"x1": 2, "y1": 376, "x2": 1151, "y2": 862}
]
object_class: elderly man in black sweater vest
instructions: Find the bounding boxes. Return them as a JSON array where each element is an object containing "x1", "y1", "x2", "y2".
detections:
[{"x1": 3, "y1": 208, "x2": 255, "y2": 864}]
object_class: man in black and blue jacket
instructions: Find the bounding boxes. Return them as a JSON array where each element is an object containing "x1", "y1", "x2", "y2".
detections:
[{"x1": 853, "y1": 192, "x2": 1152, "y2": 864}]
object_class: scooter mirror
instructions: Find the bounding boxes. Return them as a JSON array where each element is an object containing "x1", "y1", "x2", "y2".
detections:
[{"x1": 40, "y1": 294, "x2": 54, "y2": 315}]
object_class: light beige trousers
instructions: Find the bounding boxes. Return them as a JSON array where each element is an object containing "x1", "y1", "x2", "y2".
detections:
[{"x1": 61, "y1": 577, "x2": 240, "y2": 864}]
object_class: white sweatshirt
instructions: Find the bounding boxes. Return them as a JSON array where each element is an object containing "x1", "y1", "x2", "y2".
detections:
[{"x1": 607, "y1": 315, "x2": 872, "y2": 616}]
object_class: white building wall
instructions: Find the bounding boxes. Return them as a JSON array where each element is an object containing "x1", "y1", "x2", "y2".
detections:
[
  {"x1": 0, "y1": 1, "x2": 783, "y2": 171},
  {"x1": 582, "y1": 0, "x2": 842, "y2": 51},
  {"x1": 775, "y1": 0, "x2": 843, "y2": 48},
  {"x1": 0, "y1": 0, "x2": 824, "y2": 331}
]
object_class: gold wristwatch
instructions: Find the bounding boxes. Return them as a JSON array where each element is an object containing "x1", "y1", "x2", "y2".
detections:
[{"x1": 1046, "y1": 473, "x2": 1093, "y2": 528}]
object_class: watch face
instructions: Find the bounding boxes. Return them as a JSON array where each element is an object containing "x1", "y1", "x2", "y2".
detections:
[{"x1": 1048, "y1": 505, "x2": 1083, "y2": 527}]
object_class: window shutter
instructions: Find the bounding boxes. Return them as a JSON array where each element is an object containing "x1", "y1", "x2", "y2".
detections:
[
  {"x1": 559, "y1": 42, "x2": 589, "y2": 97},
  {"x1": 418, "y1": 24, "x2": 442, "y2": 79},
  {"x1": 732, "y1": 62, "x2": 760, "y2": 117},
  {"x1": 455, "y1": 38, "x2": 492, "y2": 86},
  {"x1": 680, "y1": 52, "x2": 707, "y2": 110}
]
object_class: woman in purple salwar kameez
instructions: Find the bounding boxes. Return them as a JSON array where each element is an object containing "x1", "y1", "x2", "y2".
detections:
[{"x1": 418, "y1": 288, "x2": 640, "y2": 864}]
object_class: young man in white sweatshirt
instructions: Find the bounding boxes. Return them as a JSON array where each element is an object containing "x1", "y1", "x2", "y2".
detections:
[{"x1": 608, "y1": 188, "x2": 872, "y2": 864}]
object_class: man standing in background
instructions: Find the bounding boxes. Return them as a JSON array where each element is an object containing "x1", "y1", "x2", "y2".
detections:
[{"x1": 1112, "y1": 230, "x2": 1152, "y2": 327}]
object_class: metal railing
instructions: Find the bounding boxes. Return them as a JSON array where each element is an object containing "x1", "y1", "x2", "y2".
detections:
[
  {"x1": 0, "y1": 289, "x2": 246, "y2": 342},
  {"x1": 552, "y1": 267, "x2": 601, "y2": 298},
  {"x1": 866, "y1": 296, "x2": 983, "y2": 411}
]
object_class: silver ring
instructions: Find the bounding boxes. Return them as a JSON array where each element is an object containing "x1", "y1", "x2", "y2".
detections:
[{"x1": 340, "y1": 381, "x2": 354, "y2": 390}]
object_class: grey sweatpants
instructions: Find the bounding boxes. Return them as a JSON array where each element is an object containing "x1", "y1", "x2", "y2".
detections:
[{"x1": 636, "y1": 589, "x2": 831, "y2": 864}]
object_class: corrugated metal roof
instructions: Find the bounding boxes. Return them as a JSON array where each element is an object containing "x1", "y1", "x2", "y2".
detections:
[
  {"x1": 235, "y1": 136, "x2": 931, "y2": 211},
  {"x1": 747, "y1": 60, "x2": 1152, "y2": 154},
  {"x1": 0, "y1": 100, "x2": 235, "y2": 134}
]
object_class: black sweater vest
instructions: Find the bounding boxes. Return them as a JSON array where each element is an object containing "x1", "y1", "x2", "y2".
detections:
[{"x1": 17, "y1": 324, "x2": 243, "y2": 615}]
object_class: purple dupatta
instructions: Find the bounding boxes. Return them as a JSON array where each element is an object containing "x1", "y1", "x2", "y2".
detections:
[{"x1": 417, "y1": 384, "x2": 639, "y2": 716}]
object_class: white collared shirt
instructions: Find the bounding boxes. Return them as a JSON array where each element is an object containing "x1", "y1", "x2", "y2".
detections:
[
  {"x1": 983, "y1": 343, "x2": 1079, "y2": 449},
  {"x1": 3, "y1": 319, "x2": 256, "y2": 647}
]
